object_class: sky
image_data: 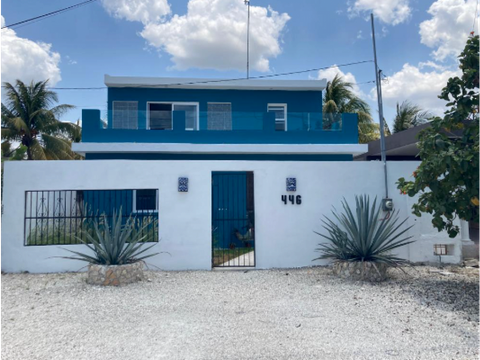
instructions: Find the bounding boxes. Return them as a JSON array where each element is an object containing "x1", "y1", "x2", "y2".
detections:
[{"x1": 1, "y1": 0, "x2": 479, "y2": 130}]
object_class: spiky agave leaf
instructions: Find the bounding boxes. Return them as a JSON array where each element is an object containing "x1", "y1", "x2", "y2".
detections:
[
  {"x1": 57, "y1": 207, "x2": 160, "y2": 265},
  {"x1": 313, "y1": 195, "x2": 415, "y2": 266}
]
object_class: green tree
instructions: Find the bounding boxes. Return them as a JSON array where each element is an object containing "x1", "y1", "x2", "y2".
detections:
[
  {"x1": 323, "y1": 74, "x2": 379, "y2": 143},
  {"x1": 1, "y1": 79, "x2": 79, "y2": 160},
  {"x1": 393, "y1": 100, "x2": 433, "y2": 133},
  {"x1": 397, "y1": 35, "x2": 479, "y2": 237}
]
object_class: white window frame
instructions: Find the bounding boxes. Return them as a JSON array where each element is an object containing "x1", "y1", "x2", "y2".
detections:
[
  {"x1": 132, "y1": 189, "x2": 159, "y2": 213},
  {"x1": 146, "y1": 102, "x2": 200, "y2": 131},
  {"x1": 112, "y1": 101, "x2": 138, "y2": 129},
  {"x1": 267, "y1": 103, "x2": 287, "y2": 131}
]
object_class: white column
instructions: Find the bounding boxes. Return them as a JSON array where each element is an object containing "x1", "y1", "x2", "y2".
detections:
[{"x1": 460, "y1": 220, "x2": 474, "y2": 244}]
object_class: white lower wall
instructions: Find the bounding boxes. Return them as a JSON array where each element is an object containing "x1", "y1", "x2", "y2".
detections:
[{"x1": 1, "y1": 160, "x2": 462, "y2": 273}]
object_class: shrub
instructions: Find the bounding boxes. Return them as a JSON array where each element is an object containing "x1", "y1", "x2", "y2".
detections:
[
  {"x1": 59, "y1": 208, "x2": 159, "y2": 265},
  {"x1": 27, "y1": 211, "x2": 158, "y2": 246},
  {"x1": 313, "y1": 195, "x2": 414, "y2": 267}
]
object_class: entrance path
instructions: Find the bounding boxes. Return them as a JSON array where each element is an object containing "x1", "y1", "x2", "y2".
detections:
[{"x1": 221, "y1": 250, "x2": 254, "y2": 267}]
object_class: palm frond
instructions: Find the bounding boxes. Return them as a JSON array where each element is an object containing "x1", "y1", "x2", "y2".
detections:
[
  {"x1": 393, "y1": 101, "x2": 433, "y2": 133},
  {"x1": 1, "y1": 79, "x2": 76, "y2": 160}
]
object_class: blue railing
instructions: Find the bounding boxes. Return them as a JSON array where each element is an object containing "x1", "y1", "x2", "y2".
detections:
[{"x1": 82, "y1": 109, "x2": 359, "y2": 144}]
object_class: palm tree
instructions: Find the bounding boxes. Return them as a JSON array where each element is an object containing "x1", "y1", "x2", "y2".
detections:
[
  {"x1": 323, "y1": 74, "x2": 379, "y2": 144},
  {"x1": 1, "y1": 79, "x2": 79, "y2": 160},
  {"x1": 393, "y1": 101, "x2": 432, "y2": 133}
]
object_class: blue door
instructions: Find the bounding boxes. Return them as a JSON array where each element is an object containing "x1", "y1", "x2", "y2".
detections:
[{"x1": 212, "y1": 172, "x2": 255, "y2": 267}]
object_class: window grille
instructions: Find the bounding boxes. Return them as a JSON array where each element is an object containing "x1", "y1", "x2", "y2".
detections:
[
  {"x1": 112, "y1": 101, "x2": 138, "y2": 129},
  {"x1": 24, "y1": 189, "x2": 158, "y2": 246},
  {"x1": 208, "y1": 103, "x2": 232, "y2": 130}
]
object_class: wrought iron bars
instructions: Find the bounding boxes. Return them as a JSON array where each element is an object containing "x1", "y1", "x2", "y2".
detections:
[{"x1": 24, "y1": 189, "x2": 159, "y2": 246}]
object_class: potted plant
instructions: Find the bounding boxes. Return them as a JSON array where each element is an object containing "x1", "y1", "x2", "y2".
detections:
[
  {"x1": 60, "y1": 208, "x2": 159, "y2": 286},
  {"x1": 313, "y1": 195, "x2": 414, "y2": 282}
]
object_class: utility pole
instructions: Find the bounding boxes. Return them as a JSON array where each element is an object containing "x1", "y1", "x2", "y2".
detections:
[
  {"x1": 371, "y1": 13, "x2": 390, "y2": 202},
  {"x1": 245, "y1": 0, "x2": 250, "y2": 79}
]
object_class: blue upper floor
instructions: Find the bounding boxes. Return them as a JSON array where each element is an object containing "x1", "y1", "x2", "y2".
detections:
[{"x1": 74, "y1": 76, "x2": 366, "y2": 161}]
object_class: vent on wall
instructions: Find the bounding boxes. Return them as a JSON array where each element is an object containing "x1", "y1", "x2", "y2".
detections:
[
  {"x1": 112, "y1": 101, "x2": 138, "y2": 129},
  {"x1": 433, "y1": 244, "x2": 454, "y2": 256}
]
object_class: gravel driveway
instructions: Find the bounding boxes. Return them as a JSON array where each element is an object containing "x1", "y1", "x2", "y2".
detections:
[{"x1": 2, "y1": 266, "x2": 478, "y2": 360}]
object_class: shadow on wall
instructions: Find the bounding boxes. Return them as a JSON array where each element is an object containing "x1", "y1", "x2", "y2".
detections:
[{"x1": 469, "y1": 222, "x2": 479, "y2": 244}]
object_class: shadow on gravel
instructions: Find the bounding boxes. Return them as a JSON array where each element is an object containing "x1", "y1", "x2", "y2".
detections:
[{"x1": 393, "y1": 272, "x2": 479, "y2": 321}]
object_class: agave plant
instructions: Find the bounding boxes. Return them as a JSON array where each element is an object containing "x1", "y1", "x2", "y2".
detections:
[
  {"x1": 60, "y1": 208, "x2": 159, "y2": 265},
  {"x1": 314, "y1": 195, "x2": 414, "y2": 266}
]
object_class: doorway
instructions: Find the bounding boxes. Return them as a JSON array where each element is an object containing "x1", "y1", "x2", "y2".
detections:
[{"x1": 212, "y1": 172, "x2": 255, "y2": 268}]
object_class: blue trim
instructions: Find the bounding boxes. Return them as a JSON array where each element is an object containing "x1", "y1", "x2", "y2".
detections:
[{"x1": 85, "y1": 153, "x2": 353, "y2": 161}]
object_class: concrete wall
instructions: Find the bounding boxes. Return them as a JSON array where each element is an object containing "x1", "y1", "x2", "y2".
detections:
[{"x1": 1, "y1": 160, "x2": 462, "y2": 273}]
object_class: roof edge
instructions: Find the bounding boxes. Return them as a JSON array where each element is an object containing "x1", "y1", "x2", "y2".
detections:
[{"x1": 104, "y1": 75, "x2": 326, "y2": 91}]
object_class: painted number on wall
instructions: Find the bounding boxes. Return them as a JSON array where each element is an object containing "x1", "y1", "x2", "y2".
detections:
[{"x1": 282, "y1": 195, "x2": 302, "y2": 205}]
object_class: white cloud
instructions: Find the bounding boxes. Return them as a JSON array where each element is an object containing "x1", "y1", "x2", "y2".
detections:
[
  {"x1": 1, "y1": 16, "x2": 61, "y2": 87},
  {"x1": 370, "y1": 63, "x2": 460, "y2": 115},
  {"x1": 419, "y1": 0, "x2": 479, "y2": 61},
  {"x1": 101, "y1": 0, "x2": 171, "y2": 24},
  {"x1": 139, "y1": 0, "x2": 290, "y2": 72},
  {"x1": 348, "y1": 0, "x2": 411, "y2": 25},
  {"x1": 316, "y1": 65, "x2": 363, "y2": 97},
  {"x1": 65, "y1": 56, "x2": 77, "y2": 65}
]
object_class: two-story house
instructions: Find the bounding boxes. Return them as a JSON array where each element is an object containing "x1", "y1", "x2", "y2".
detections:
[
  {"x1": 70, "y1": 75, "x2": 368, "y2": 268},
  {"x1": 73, "y1": 75, "x2": 366, "y2": 161}
]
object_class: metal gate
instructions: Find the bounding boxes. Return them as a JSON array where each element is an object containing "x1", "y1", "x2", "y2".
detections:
[{"x1": 212, "y1": 172, "x2": 255, "y2": 267}]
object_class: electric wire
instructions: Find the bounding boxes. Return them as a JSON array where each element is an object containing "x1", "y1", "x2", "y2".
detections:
[
  {"x1": 1, "y1": 0, "x2": 98, "y2": 30},
  {"x1": 51, "y1": 60, "x2": 376, "y2": 90}
]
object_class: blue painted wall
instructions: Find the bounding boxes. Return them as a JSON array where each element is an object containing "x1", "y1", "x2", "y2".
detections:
[
  {"x1": 81, "y1": 110, "x2": 359, "y2": 145},
  {"x1": 107, "y1": 87, "x2": 323, "y2": 130},
  {"x1": 85, "y1": 153, "x2": 353, "y2": 161}
]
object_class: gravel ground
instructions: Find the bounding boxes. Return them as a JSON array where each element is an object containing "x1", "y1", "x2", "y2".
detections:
[{"x1": 2, "y1": 265, "x2": 478, "y2": 360}]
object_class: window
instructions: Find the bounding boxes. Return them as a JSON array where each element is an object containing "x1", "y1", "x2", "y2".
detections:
[
  {"x1": 112, "y1": 101, "x2": 138, "y2": 129},
  {"x1": 267, "y1": 104, "x2": 287, "y2": 131},
  {"x1": 147, "y1": 102, "x2": 199, "y2": 130},
  {"x1": 207, "y1": 103, "x2": 232, "y2": 130},
  {"x1": 133, "y1": 189, "x2": 158, "y2": 212}
]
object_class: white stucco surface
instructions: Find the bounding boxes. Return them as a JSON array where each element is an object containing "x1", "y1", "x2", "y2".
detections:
[
  {"x1": 1, "y1": 160, "x2": 462, "y2": 273},
  {"x1": 71, "y1": 143, "x2": 368, "y2": 156}
]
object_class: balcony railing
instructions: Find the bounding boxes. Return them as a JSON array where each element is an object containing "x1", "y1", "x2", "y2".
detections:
[{"x1": 81, "y1": 109, "x2": 359, "y2": 145}]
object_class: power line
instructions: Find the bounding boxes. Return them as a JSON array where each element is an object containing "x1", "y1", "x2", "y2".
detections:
[
  {"x1": 161, "y1": 60, "x2": 374, "y2": 86},
  {"x1": 51, "y1": 60, "x2": 375, "y2": 90},
  {"x1": 2, "y1": 0, "x2": 98, "y2": 30}
]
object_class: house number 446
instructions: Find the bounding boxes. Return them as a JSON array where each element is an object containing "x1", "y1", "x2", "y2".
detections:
[{"x1": 282, "y1": 195, "x2": 302, "y2": 205}]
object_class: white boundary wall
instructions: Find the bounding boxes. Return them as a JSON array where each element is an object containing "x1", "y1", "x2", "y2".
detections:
[{"x1": 1, "y1": 160, "x2": 462, "y2": 273}]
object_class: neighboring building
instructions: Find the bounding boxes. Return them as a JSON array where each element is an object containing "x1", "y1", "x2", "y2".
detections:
[
  {"x1": 355, "y1": 122, "x2": 478, "y2": 251},
  {"x1": 72, "y1": 75, "x2": 366, "y2": 161},
  {"x1": 354, "y1": 123, "x2": 430, "y2": 161}
]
